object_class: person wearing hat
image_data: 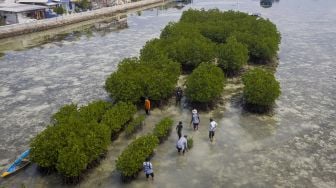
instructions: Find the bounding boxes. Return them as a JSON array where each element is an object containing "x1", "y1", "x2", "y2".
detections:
[
  {"x1": 190, "y1": 109, "x2": 200, "y2": 131},
  {"x1": 209, "y1": 118, "x2": 218, "y2": 142},
  {"x1": 176, "y1": 121, "x2": 183, "y2": 139},
  {"x1": 176, "y1": 135, "x2": 188, "y2": 155}
]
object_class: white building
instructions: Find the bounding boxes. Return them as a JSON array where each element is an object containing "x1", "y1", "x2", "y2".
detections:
[
  {"x1": 18, "y1": 0, "x2": 75, "y2": 14},
  {"x1": 0, "y1": 3, "x2": 46, "y2": 24}
]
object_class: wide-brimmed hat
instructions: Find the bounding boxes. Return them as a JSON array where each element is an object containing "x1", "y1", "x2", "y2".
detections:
[{"x1": 192, "y1": 109, "x2": 197, "y2": 114}]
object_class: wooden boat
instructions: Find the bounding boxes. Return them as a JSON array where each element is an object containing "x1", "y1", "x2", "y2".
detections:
[{"x1": 1, "y1": 149, "x2": 30, "y2": 178}]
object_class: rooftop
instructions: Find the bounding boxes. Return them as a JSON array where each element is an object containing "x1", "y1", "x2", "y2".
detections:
[
  {"x1": 0, "y1": 3, "x2": 46, "y2": 12},
  {"x1": 17, "y1": 0, "x2": 49, "y2": 3},
  {"x1": 17, "y1": 0, "x2": 59, "y2": 6}
]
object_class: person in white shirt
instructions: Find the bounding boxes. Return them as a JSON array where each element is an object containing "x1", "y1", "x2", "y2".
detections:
[
  {"x1": 143, "y1": 157, "x2": 154, "y2": 180},
  {"x1": 209, "y1": 118, "x2": 217, "y2": 142},
  {"x1": 176, "y1": 135, "x2": 188, "y2": 155}
]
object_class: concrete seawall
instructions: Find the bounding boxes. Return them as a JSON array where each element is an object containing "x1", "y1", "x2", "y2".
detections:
[{"x1": 0, "y1": 0, "x2": 167, "y2": 39}]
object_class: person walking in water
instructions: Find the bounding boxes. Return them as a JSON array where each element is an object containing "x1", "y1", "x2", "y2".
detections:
[
  {"x1": 209, "y1": 118, "x2": 217, "y2": 142},
  {"x1": 176, "y1": 135, "x2": 188, "y2": 155},
  {"x1": 143, "y1": 157, "x2": 154, "y2": 180},
  {"x1": 190, "y1": 109, "x2": 200, "y2": 131},
  {"x1": 144, "y1": 97, "x2": 151, "y2": 115},
  {"x1": 175, "y1": 87, "x2": 183, "y2": 105},
  {"x1": 176, "y1": 121, "x2": 183, "y2": 139}
]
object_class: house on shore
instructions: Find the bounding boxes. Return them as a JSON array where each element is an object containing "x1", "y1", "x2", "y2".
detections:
[
  {"x1": 18, "y1": 0, "x2": 58, "y2": 7},
  {"x1": 52, "y1": 0, "x2": 76, "y2": 13},
  {"x1": 18, "y1": 0, "x2": 62, "y2": 18},
  {"x1": 17, "y1": 0, "x2": 76, "y2": 14},
  {"x1": 0, "y1": 3, "x2": 47, "y2": 24}
]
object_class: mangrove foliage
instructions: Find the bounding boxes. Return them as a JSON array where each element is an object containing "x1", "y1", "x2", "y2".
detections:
[
  {"x1": 116, "y1": 135, "x2": 159, "y2": 182},
  {"x1": 124, "y1": 115, "x2": 146, "y2": 137},
  {"x1": 116, "y1": 117, "x2": 173, "y2": 182},
  {"x1": 101, "y1": 101, "x2": 137, "y2": 139},
  {"x1": 179, "y1": 9, "x2": 281, "y2": 64},
  {"x1": 30, "y1": 101, "x2": 136, "y2": 183},
  {"x1": 105, "y1": 9, "x2": 281, "y2": 109},
  {"x1": 153, "y1": 117, "x2": 174, "y2": 143},
  {"x1": 185, "y1": 63, "x2": 225, "y2": 105},
  {"x1": 242, "y1": 68, "x2": 281, "y2": 113},
  {"x1": 105, "y1": 57, "x2": 180, "y2": 104}
]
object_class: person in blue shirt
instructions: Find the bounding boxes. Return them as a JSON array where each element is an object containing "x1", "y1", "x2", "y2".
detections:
[{"x1": 143, "y1": 157, "x2": 154, "y2": 180}]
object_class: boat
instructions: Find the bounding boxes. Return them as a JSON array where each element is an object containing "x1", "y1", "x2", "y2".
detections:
[
  {"x1": 260, "y1": 0, "x2": 273, "y2": 8},
  {"x1": 1, "y1": 149, "x2": 31, "y2": 178},
  {"x1": 174, "y1": 3, "x2": 185, "y2": 9}
]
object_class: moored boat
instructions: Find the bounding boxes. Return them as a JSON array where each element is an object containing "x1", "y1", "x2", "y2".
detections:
[{"x1": 1, "y1": 149, "x2": 31, "y2": 178}]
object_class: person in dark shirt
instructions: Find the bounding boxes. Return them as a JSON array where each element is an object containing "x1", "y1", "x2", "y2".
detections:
[
  {"x1": 175, "y1": 87, "x2": 183, "y2": 105},
  {"x1": 176, "y1": 121, "x2": 183, "y2": 139}
]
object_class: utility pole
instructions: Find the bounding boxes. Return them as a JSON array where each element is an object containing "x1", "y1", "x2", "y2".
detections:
[{"x1": 236, "y1": 0, "x2": 239, "y2": 10}]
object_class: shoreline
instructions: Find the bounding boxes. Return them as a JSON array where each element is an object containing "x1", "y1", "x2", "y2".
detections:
[{"x1": 0, "y1": 0, "x2": 170, "y2": 39}]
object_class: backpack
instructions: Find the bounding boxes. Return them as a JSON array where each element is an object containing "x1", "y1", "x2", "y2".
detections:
[
  {"x1": 144, "y1": 162, "x2": 152, "y2": 172},
  {"x1": 146, "y1": 162, "x2": 151, "y2": 169},
  {"x1": 192, "y1": 113, "x2": 199, "y2": 124}
]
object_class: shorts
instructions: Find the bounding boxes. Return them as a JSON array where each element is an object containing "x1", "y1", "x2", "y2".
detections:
[
  {"x1": 176, "y1": 146, "x2": 186, "y2": 153},
  {"x1": 193, "y1": 123, "x2": 199, "y2": 129},
  {"x1": 209, "y1": 131, "x2": 215, "y2": 138},
  {"x1": 146, "y1": 172, "x2": 154, "y2": 178}
]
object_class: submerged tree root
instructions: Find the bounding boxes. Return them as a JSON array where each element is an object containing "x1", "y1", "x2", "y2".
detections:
[{"x1": 243, "y1": 102, "x2": 273, "y2": 114}]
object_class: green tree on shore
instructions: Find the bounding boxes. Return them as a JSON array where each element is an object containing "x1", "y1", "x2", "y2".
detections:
[{"x1": 53, "y1": 6, "x2": 65, "y2": 15}]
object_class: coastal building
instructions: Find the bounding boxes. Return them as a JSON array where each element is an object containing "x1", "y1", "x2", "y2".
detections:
[
  {"x1": 0, "y1": 3, "x2": 46, "y2": 24},
  {"x1": 90, "y1": 0, "x2": 131, "y2": 9},
  {"x1": 52, "y1": 0, "x2": 76, "y2": 13},
  {"x1": 17, "y1": 0, "x2": 75, "y2": 13},
  {"x1": 17, "y1": 0, "x2": 58, "y2": 7},
  {"x1": 17, "y1": 0, "x2": 58, "y2": 17}
]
